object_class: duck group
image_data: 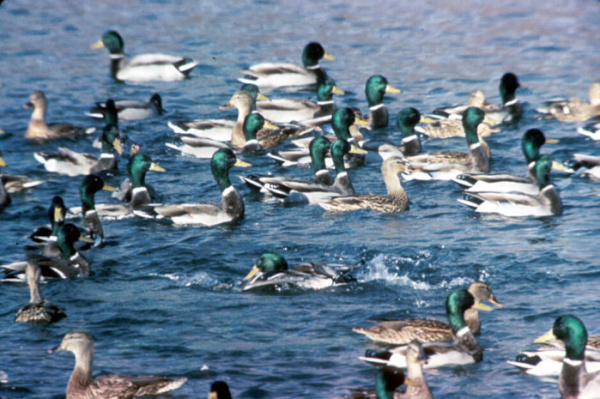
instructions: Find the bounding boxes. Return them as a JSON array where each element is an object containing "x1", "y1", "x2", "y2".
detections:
[{"x1": 1, "y1": 20, "x2": 598, "y2": 399}]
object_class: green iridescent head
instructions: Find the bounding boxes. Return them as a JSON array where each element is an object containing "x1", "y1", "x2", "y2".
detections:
[
  {"x1": 100, "y1": 30, "x2": 124, "y2": 54},
  {"x1": 301, "y1": 42, "x2": 333, "y2": 67},
  {"x1": 331, "y1": 139, "x2": 350, "y2": 174},
  {"x1": 534, "y1": 154, "x2": 553, "y2": 189},
  {"x1": 331, "y1": 108, "x2": 355, "y2": 140},
  {"x1": 499, "y1": 72, "x2": 521, "y2": 105},
  {"x1": 396, "y1": 108, "x2": 421, "y2": 138},
  {"x1": 462, "y1": 107, "x2": 485, "y2": 146},
  {"x1": 521, "y1": 129, "x2": 546, "y2": 163},
  {"x1": 316, "y1": 76, "x2": 343, "y2": 102},
  {"x1": 309, "y1": 136, "x2": 331, "y2": 172},
  {"x1": 365, "y1": 75, "x2": 401, "y2": 107},
  {"x1": 536, "y1": 315, "x2": 588, "y2": 361},
  {"x1": 446, "y1": 289, "x2": 475, "y2": 333},
  {"x1": 57, "y1": 223, "x2": 81, "y2": 259},
  {"x1": 128, "y1": 153, "x2": 165, "y2": 188},
  {"x1": 242, "y1": 113, "x2": 265, "y2": 142},
  {"x1": 375, "y1": 367, "x2": 406, "y2": 399},
  {"x1": 79, "y1": 174, "x2": 106, "y2": 209}
]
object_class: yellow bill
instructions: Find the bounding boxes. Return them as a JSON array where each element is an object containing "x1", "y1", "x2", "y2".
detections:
[
  {"x1": 112, "y1": 138, "x2": 123, "y2": 155},
  {"x1": 420, "y1": 115, "x2": 438, "y2": 124},
  {"x1": 323, "y1": 52, "x2": 335, "y2": 61},
  {"x1": 263, "y1": 120, "x2": 279, "y2": 130},
  {"x1": 385, "y1": 84, "x2": 402, "y2": 94},
  {"x1": 353, "y1": 117, "x2": 370, "y2": 127},
  {"x1": 0, "y1": 156, "x2": 6, "y2": 167},
  {"x1": 79, "y1": 235, "x2": 95, "y2": 244},
  {"x1": 102, "y1": 184, "x2": 116, "y2": 192},
  {"x1": 349, "y1": 145, "x2": 367, "y2": 155},
  {"x1": 551, "y1": 160, "x2": 571, "y2": 172},
  {"x1": 332, "y1": 86, "x2": 345, "y2": 95},
  {"x1": 473, "y1": 302, "x2": 493, "y2": 311},
  {"x1": 90, "y1": 40, "x2": 105, "y2": 50},
  {"x1": 244, "y1": 265, "x2": 260, "y2": 280},
  {"x1": 235, "y1": 158, "x2": 252, "y2": 168},
  {"x1": 256, "y1": 93, "x2": 270, "y2": 101},
  {"x1": 150, "y1": 163, "x2": 166, "y2": 172},
  {"x1": 534, "y1": 328, "x2": 556, "y2": 344},
  {"x1": 546, "y1": 138, "x2": 559, "y2": 144}
]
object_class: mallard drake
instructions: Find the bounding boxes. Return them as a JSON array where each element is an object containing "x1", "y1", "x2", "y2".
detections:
[
  {"x1": 49, "y1": 330, "x2": 187, "y2": 399},
  {"x1": 362, "y1": 108, "x2": 423, "y2": 161},
  {"x1": 239, "y1": 83, "x2": 270, "y2": 102},
  {"x1": 453, "y1": 128, "x2": 559, "y2": 195},
  {"x1": 399, "y1": 107, "x2": 489, "y2": 181},
  {"x1": 532, "y1": 315, "x2": 600, "y2": 398},
  {"x1": 14, "y1": 261, "x2": 66, "y2": 325},
  {"x1": 87, "y1": 93, "x2": 164, "y2": 121},
  {"x1": 240, "y1": 252, "x2": 361, "y2": 292},
  {"x1": 78, "y1": 152, "x2": 165, "y2": 218},
  {"x1": 538, "y1": 81, "x2": 600, "y2": 122},
  {"x1": 360, "y1": 289, "x2": 486, "y2": 369},
  {"x1": 78, "y1": 174, "x2": 115, "y2": 246},
  {"x1": 0, "y1": 151, "x2": 44, "y2": 193},
  {"x1": 209, "y1": 381, "x2": 232, "y2": 399},
  {"x1": 166, "y1": 113, "x2": 277, "y2": 158},
  {"x1": 260, "y1": 138, "x2": 355, "y2": 204},
  {"x1": 570, "y1": 154, "x2": 600, "y2": 180},
  {"x1": 319, "y1": 157, "x2": 410, "y2": 213},
  {"x1": 91, "y1": 30, "x2": 198, "y2": 82},
  {"x1": 33, "y1": 121, "x2": 123, "y2": 176},
  {"x1": 431, "y1": 89, "x2": 490, "y2": 119},
  {"x1": 256, "y1": 75, "x2": 344, "y2": 125},
  {"x1": 35, "y1": 196, "x2": 69, "y2": 258},
  {"x1": 347, "y1": 367, "x2": 410, "y2": 399},
  {"x1": 458, "y1": 154, "x2": 563, "y2": 217},
  {"x1": 353, "y1": 281, "x2": 503, "y2": 344},
  {"x1": 24, "y1": 91, "x2": 95, "y2": 140},
  {"x1": 2, "y1": 223, "x2": 91, "y2": 281},
  {"x1": 483, "y1": 72, "x2": 524, "y2": 125},
  {"x1": 135, "y1": 149, "x2": 249, "y2": 226},
  {"x1": 238, "y1": 42, "x2": 334, "y2": 89},
  {"x1": 364, "y1": 75, "x2": 402, "y2": 129}
]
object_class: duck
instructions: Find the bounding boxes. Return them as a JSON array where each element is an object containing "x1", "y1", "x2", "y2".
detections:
[
  {"x1": 431, "y1": 89, "x2": 490, "y2": 119},
  {"x1": 507, "y1": 334, "x2": 600, "y2": 377},
  {"x1": 483, "y1": 72, "x2": 524, "y2": 125},
  {"x1": 398, "y1": 107, "x2": 489, "y2": 181},
  {"x1": 569, "y1": 154, "x2": 600, "y2": 180},
  {"x1": 76, "y1": 152, "x2": 165, "y2": 218},
  {"x1": 360, "y1": 288, "x2": 486, "y2": 369},
  {"x1": 166, "y1": 112, "x2": 277, "y2": 158},
  {"x1": 33, "y1": 121, "x2": 123, "y2": 176},
  {"x1": 2, "y1": 223, "x2": 91, "y2": 281},
  {"x1": 318, "y1": 156, "x2": 410, "y2": 213},
  {"x1": 91, "y1": 30, "x2": 198, "y2": 82},
  {"x1": 49, "y1": 330, "x2": 187, "y2": 399},
  {"x1": 0, "y1": 151, "x2": 45, "y2": 193},
  {"x1": 0, "y1": 174, "x2": 10, "y2": 212},
  {"x1": 24, "y1": 91, "x2": 95, "y2": 140},
  {"x1": 238, "y1": 42, "x2": 334, "y2": 89},
  {"x1": 353, "y1": 281, "x2": 503, "y2": 344},
  {"x1": 364, "y1": 75, "x2": 402, "y2": 129},
  {"x1": 458, "y1": 154, "x2": 563, "y2": 217},
  {"x1": 78, "y1": 174, "x2": 115, "y2": 246},
  {"x1": 240, "y1": 252, "x2": 362, "y2": 292},
  {"x1": 453, "y1": 128, "x2": 559, "y2": 195},
  {"x1": 260, "y1": 138, "x2": 356, "y2": 204},
  {"x1": 14, "y1": 261, "x2": 66, "y2": 325},
  {"x1": 532, "y1": 315, "x2": 600, "y2": 398},
  {"x1": 362, "y1": 108, "x2": 423, "y2": 161},
  {"x1": 32, "y1": 196, "x2": 69, "y2": 258},
  {"x1": 577, "y1": 117, "x2": 600, "y2": 140},
  {"x1": 418, "y1": 117, "x2": 500, "y2": 139},
  {"x1": 537, "y1": 81, "x2": 600, "y2": 122},
  {"x1": 87, "y1": 93, "x2": 164, "y2": 121},
  {"x1": 255, "y1": 75, "x2": 345, "y2": 125},
  {"x1": 209, "y1": 381, "x2": 232, "y2": 399},
  {"x1": 134, "y1": 149, "x2": 249, "y2": 226},
  {"x1": 347, "y1": 366, "x2": 412, "y2": 399}
]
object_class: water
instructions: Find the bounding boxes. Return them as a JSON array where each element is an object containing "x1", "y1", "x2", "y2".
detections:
[{"x1": 1, "y1": 0, "x2": 599, "y2": 397}]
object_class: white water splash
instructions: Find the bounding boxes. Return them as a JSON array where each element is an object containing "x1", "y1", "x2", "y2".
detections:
[{"x1": 149, "y1": 271, "x2": 221, "y2": 288}]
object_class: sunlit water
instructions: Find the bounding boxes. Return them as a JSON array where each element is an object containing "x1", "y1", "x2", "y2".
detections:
[{"x1": 1, "y1": 0, "x2": 599, "y2": 398}]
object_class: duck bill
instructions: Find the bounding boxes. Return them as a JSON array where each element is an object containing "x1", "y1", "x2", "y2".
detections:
[
  {"x1": 256, "y1": 93, "x2": 270, "y2": 101},
  {"x1": 102, "y1": 184, "x2": 116, "y2": 192},
  {"x1": 112, "y1": 138, "x2": 124, "y2": 155},
  {"x1": 90, "y1": 40, "x2": 105, "y2": 50},
  {"x1": 219, "y1": 102, "x2": 233, "y2": 110},
  {"x1": 420, "y1": 115, "x2": 438, "y2": 123},
  {"x1": 323, "y1": 52, "x2": 335, "y2": 61},
  {"x1": 244, "y1": 265, "x2": 260, "y2": 280},
  {"x1": 488, "y1": 295, "x2": 504, "y2": 308},
  {"x1": 208, "y1": 392, "x2": 218, "y2": 399},
  {"x1": 473, "y1": 302, "x2": 493, "y2": 311},
  {"x1": 385, "y1": 84, "x2": 402, "y2": 94},
  {"x1": 54, "y1": 207, "x2": 66, "y2": 223},
  {"x1": 332, "y1": 86, "x2": 345, "y2": 95},
  {"x1": 48, "y1": 344, "x2": 64, "y2": 354},
  {"x1": 551, "y1": 160, "x2": 572, "y2": 172},
  {"x1": 0, "y1": 156, "x2": 6, "y2": 167},
  {"x1": 534, "y1": 328, "x2": 557, "y2": 344},
  {"x1": 149, "y1": 163, "x2": 166, "y2": 172},
  {"x1": 235, "y1": 159, "x2": 252, "y2": 168},
  {"x1": 353, "y1": 117, "x2": 370, "y2": 127},
  {"x1": 23, "y1": 102, "x2": 33, "y2": 109},
  {"x1": 349, "y1": 145, "x2": 367, "y2": 155},
  {"x1": 262, "y1": 120, "x2": 279, "y2": 130},
  {"x1": 79, "y1": 235, "x2": 95, "y2": 244},
  {"x1": 545, "y1": 138, "x2": 559, "y2": 144}
]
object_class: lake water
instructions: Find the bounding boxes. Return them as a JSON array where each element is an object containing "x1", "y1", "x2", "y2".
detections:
[{"x1": 1, "y1": 0, "x2": 599, "y2": 398}]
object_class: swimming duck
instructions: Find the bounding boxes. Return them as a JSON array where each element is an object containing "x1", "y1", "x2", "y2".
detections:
[
  {"x1": 318, "y1": 157, "x2": 410, "y2": 213},
  {"x1": 458, "y1": 154, "x2": 563, "y2": 217},
  {"x1": 14, "y1": 261, "x2": 66, "y2": 325},
  {"x1": 135, "y1": 149, "x2": 249, "y2": 226},
  {"x1": 483, "y1": 72, "x2": 524, "y2": 125},
  {"x1": 0, "y1": 175, "x2": 10, "y2": 212},
  {"x1": 0, "y1": 151, "x2": 45, "y2": 193},
  {"x1": 33, "y1": 121, "x2": 123, "y2": 176},
  {"x1": 347, "y1": 367, "x2": 411, "y2": 399},
  {"x1": 418, "y1": 117, "x2": 500, "y2": 139},
  {"x1": 537, "y1": 81, "x2": 600, "y2": 122},
  {"x1": 240, "y1": 252, "x2": 361, "y2": 292},
  {"x1": 87, "y1": 93, "x2": 164, "y2": 121},
  {"x1": 49, "y1": 330, "x2": 187, "y2": 399},
  {"x1": 91, "y1": 30, "x2": 198, "y2": 82},
  {"x1": 24, "y1": 91, "x2": 95, "y2": 140},
  {"x1": 362, "y1": 108, "x2": 423, "y2": 161},
  {"x1": 453, "y1": 129, "x2": 558, "y2": 195},
  {"x1": 2, "y1": 223, "x2": 91, "y2": 281},
  {"x1": 241, "y1": 136, "x2": 332, "y2": 192},
  {"x1": 398, "y1": 107, "x2": 489, "y2": 181},
  {"x1": 577, "y1": 117, "x2": 600, "y2": 141},
  {"x1": 569, "y1": 154, "x2": 600, "y2": 180},
  {"x1": 533, "y1": 315, "x2": 600, "y2": 398},
  {"x1": 238, "y1": 42, "x2": 335, "y2": 89},
  {"x1": 77, "y1": 152, "x2": 165, "y2": 218},
  {"x1": 166, "y1": 113, "x2": 277, "y2": 158},
  {"x1": 261, "y1": 138, "x2": 355, "y2": 204},
  {"x1": 431, "y1": 89, "x2": 490, "y2": 119},
  {"x1": 256, "y1": 75, "x2": 344, "y2": 125},
  {"x1": 353, "y1": 281, "x2": 502, "y2": 344},
  {"x1": 364, "y1": 75, "x2": 402, "y2": 130},
  {"x1": 33, "y1": 196, "x2": 69, "y2": 258},
  {"x1": 209, "y1": 381, "x2": 232, "y2": 399},
  {"x1": 78, "y1": 174, "x2": 115, "y2": 246},
  {"x1": 360, "y1": 289, "x2": 486, "y2": 369}
]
